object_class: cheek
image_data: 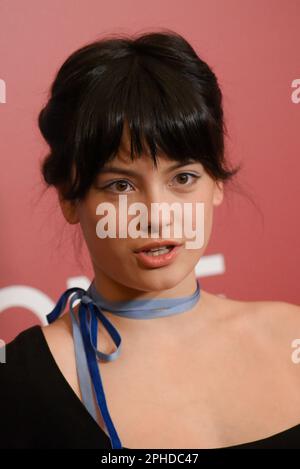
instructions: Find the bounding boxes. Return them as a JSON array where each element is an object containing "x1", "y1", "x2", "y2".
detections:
[
  {"x1": 196, "y1": 183, "x2": 215, "y2": 243},
  {"x1": 79, "y1": 206, "x2": 98, "y2": 246},
  {"x1": 78, "y1": 201, "x2": 129, "y2": 262},
  {"x1": 181, "y1": 190, "x2": 214, "y2": 241},
  {"x1": 78, "y1": 199, "x2": 108, "y2": 254},
  {"x1": 93, "y1": 238, "x2": 123, "y2": 262}
]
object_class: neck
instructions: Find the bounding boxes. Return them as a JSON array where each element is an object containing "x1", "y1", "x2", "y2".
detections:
[
  {"x1": 86, "y1": 267, "x2": 205, "y2": 339},
  {"x1": 92, "y1": 266, "x2": 199, "y2": 303}
]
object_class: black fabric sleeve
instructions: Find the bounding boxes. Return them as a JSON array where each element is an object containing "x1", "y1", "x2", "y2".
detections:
[{"x1": 0, "y1": 325, "x2": 112, "y2": 449}]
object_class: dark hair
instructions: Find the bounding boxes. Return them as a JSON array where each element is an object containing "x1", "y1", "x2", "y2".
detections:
[{"x1": 38, "y1": 29, "x2": 241, "y2": 202}]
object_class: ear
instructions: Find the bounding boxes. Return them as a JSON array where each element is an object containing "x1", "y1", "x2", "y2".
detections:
[
  {"x1": 213, "y1": 180, "x2": 224, "y2": 207},
  {"x1": 57, "y1": 189, "x2": 80, "y2": 224}
]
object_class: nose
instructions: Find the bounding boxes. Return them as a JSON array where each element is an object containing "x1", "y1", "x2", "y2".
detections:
[{"x1": 142, "y1": 186, "x2": 174, "y2": 238}]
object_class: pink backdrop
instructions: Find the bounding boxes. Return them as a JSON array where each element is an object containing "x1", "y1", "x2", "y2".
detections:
[{"x1": 1, "y1": 0, "x2": 299, "y2": 343}]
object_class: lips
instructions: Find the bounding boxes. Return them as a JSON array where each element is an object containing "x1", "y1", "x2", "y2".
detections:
[
  {"x1": 133, "y1": 243, "x2": 182, "y2": 268},
  {"x1": 133, "y1": 240, "x2": 183, "y2": 253}
]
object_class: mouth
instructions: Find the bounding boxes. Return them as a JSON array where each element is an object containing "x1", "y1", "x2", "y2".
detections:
[
  {"x1": 133, "y1": 241, "x2": 183, "y2": 268},
  {"x1": 133, "y1": 240, "x2": 183, "y2": 254}
]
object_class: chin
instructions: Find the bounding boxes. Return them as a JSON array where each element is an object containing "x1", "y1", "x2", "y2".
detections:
[{"x1": 134, "y1": 271, "x2": 185, "y2": 292}]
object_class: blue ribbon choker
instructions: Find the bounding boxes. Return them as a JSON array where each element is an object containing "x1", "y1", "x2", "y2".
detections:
[{"x1": 46, "y1": 277, "x2": 201, "y2": 449}]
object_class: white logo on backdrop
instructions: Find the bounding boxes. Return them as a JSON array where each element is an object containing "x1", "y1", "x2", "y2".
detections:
[
  {"x1": 291, "y1": 79, "x2": 300, "y2": 104},
  {"x1": 0, "y1": 339, "x2": 6, "y2": 363},
  {"x1": 0, "y1": 79, "x2": 6, "y2": 103}
]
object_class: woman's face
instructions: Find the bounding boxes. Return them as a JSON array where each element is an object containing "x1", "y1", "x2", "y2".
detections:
[{"x1": 59, "y1": 141, "x2": 223, "y2": 296}]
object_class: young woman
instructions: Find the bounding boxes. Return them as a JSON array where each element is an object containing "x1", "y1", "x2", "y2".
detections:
[{"x1": 1, "y1": 29, "x2": 300, "y2": 450}]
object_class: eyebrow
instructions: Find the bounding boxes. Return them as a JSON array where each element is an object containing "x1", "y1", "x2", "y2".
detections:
[{"x1": 98, "y1": 159, "x2": 199, "y2": 177}]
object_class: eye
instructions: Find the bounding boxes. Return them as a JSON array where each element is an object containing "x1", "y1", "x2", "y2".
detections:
[
  {"x1": 102, "y1": 179, "x2": 134, "y2": 193},
  {"x1": 171, "y1": 172, "x2": 201, "y2": 186},
  {"x1": 96, "y1": 172, "x2": 201, "y2": 193}
]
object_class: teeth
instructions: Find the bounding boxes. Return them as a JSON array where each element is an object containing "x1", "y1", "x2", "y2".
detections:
[{"x1": 144, "y1": 246, "x2": 172, "y2": 256}]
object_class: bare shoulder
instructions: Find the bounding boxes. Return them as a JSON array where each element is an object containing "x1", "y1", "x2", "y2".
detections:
[
  {"x1": 246, "y1": 298, "x2": 300, "y2": 356},
  {"x1": 205, "y1": 290, "x2": 300, "y2": 379},
  {"x1": 243, "y1": 299, "x2": 300, "y2": 390},
  {"x1": 202, "y1": 289, "x2": 300, "y2": 354},
  {"x1": 203, "y1": 289, "x2": 300, "y2": 329},
  {"x1": 41, "y1": 311, "x2": 73, "y2": 345},
  {"x1": 40, "y1": 310, "x2": 82, "y2": 398},
  {"x1": 239, "y1": 298, "x2": 300, "y2": 336}
]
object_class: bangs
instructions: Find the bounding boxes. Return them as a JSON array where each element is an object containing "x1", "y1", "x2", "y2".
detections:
[
  {"x1": 39, "y1": 31, "x2": 238, "y2": 201},
  {"x1": 70, "y1": 55, "x2": 222, "y2": 196}
]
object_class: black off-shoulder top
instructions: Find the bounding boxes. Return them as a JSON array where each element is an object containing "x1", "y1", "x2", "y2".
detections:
[{"x1": 1, "y1": 325, "x2": 300, "y2": 449}]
